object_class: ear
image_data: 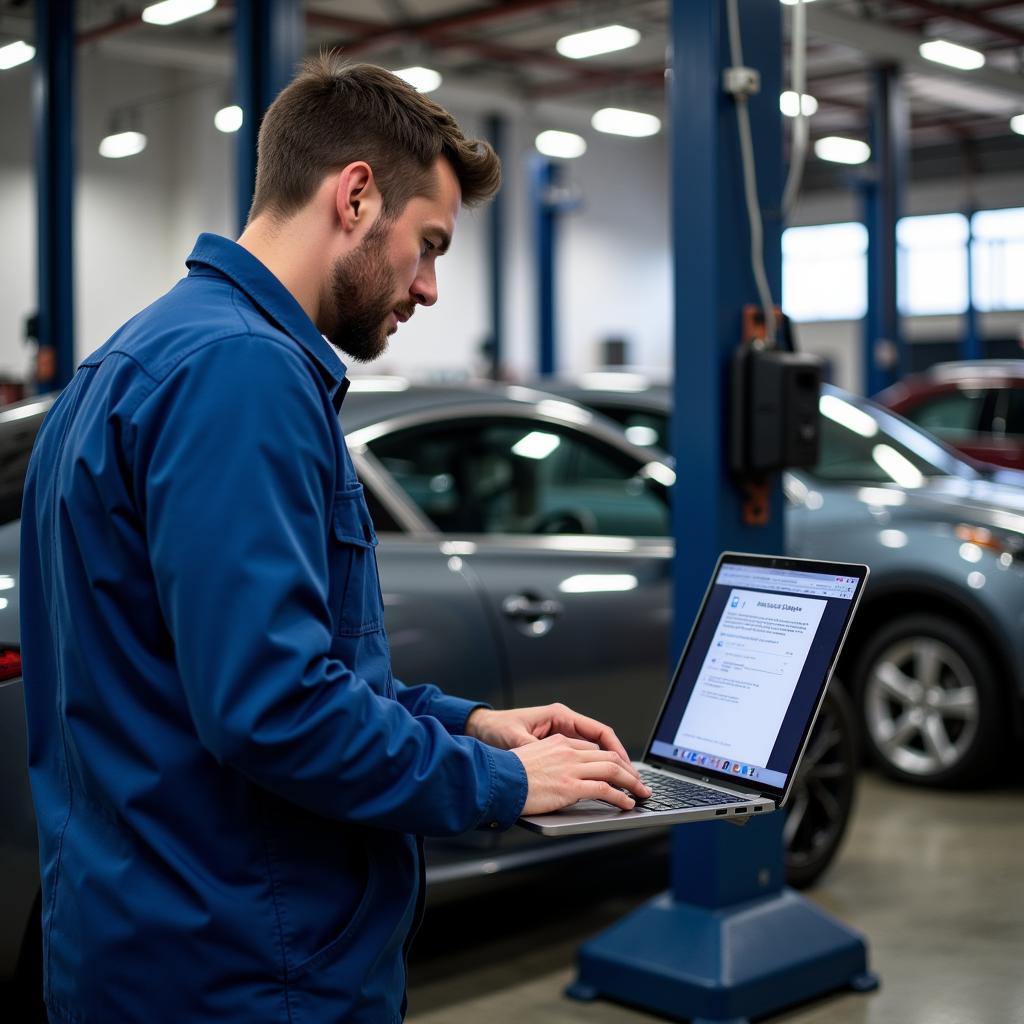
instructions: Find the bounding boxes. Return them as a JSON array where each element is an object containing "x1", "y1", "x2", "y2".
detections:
[{"x1": 334, "y1": 161, "x2": 382, "y2": 236}]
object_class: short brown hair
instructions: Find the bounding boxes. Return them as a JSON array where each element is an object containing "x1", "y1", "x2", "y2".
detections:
[{"x1": 249, "y1": 55, "x2": 501, "y2": 222}]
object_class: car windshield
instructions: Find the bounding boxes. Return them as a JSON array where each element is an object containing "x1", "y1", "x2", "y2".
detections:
[{"x1": 592, "y1": 386, "x2": 978, "y2": 487}]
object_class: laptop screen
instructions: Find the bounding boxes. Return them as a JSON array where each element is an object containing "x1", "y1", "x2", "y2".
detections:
[{"x1": 647, "y1": 554, "x2": 867, "y2": 801}]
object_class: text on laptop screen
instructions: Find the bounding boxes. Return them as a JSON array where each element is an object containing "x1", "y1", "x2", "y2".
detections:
[{"x1": 648, "y1": 562, "x2": 860, "y2": 793}]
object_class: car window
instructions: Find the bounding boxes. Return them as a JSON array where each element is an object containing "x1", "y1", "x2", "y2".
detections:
[
  {"x1": 0, "y1": 408, "x2": 47, "y2": 525},
  {"x1": 994, "y1": 388, "x2": 1024, "y2": 438},
  {"x1": 904, "y1": 388, "x2": 985, "y2": 440},
  {"x1": 811, "y1": 395, "x2": 947, "y2": 485},
  {"x1": 368, "y1": 418, "x2": 669, "y2": 537},
  {"x1": 591, "y1": 405, "x2": 670, "y2": 452}
]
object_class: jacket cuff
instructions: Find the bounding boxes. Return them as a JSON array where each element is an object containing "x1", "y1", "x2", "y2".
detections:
[
  {"x1": 431, "y1": 695, "x2": 491, "y2": 736},
  {"x1": 475, "y1": 746, "x2": 529, "y2": 832}
]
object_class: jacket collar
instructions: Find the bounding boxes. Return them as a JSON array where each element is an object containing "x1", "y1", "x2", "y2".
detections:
[{"x1": 186, "y1": 233, "x2": 350, "y2": 410}]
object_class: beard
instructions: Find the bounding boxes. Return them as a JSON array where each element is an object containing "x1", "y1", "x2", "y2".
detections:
[{"x1": 323, "y1": 218, "x2": 412, "y2": 364}]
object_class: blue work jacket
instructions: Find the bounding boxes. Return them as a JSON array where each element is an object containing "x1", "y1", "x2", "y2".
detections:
[{"x1": 20, "y1": 233, "x2": 528, "y2": 1024}]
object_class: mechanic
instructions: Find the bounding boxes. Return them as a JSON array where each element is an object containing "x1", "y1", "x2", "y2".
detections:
[{"x1": 20, "y1": 56, "x2": 650, "y2": 1024}]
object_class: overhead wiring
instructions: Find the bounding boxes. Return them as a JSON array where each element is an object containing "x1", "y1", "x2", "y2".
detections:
[{"x1": 725, "y1": 0, "x2": 777, "y2": 347}]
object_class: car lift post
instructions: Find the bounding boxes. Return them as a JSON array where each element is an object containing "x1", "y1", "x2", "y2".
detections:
[
  {"x1": 566, "y1": 3, "x2": 878, "y2": 1020},
  {"x1": 235, "y1": 0, "x2": 304, "y2": 233}
]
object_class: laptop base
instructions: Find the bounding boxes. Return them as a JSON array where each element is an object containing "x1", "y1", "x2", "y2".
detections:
[{"x1": 565, "y1": 814, "x2": 878, "y2": 1022}]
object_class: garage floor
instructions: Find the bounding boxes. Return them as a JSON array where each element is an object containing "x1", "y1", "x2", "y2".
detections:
[{"x1": 408, "y1": 770, "x2": 1024, "y2": 1024}]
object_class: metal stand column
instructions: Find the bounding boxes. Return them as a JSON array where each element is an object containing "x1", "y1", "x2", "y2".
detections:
[
  {"x1": 235, "y1": 0, "x2": 304, "y2": 232},
  {"x1": 485, "y1": 114, "x2": 506, "y2": 380},
  {"x1": 862, "y1": 65, "x2": 908, "y2": 395},
  {"x1": 532, "y1": 156, "x2": 559, "y2": 378},
  {"x1": 566, "y1": 2, "x2": 878, "y2": 1018},
  {"x1": 34, "y1": 0, "x2": 75, "y2": 392}
]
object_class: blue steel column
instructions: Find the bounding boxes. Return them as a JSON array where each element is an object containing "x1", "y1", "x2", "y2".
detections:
[
  {"x1": 34, "y1": 0, "x2": 75, "y2": 392},
  {"x1": 531, "y1": 156, "x2": 558, "y2": 377},
  {"x1": 963, "y1": 209, "x2": 981, "y2": 361},
  {"x1": 485, "y1": 115, "x2": 506, "y2": 379},
  {"x1": 566, "y1": 3, "x2": 877, "y2": 1019},
  {"x1": 863, "y1": 65, "x2": 908, "y2": 395},
  {"x1": 235, "y1": 0, "x2": 304, "y2": 232}
]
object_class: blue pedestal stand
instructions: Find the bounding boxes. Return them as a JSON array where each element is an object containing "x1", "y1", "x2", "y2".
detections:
[{"x1": 566, "y1": 813, "x2": 878, "y2": 1023}]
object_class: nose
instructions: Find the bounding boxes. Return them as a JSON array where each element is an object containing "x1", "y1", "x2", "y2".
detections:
[{"x1": 411, "y1": 265, "x2": 438, "y2": 307}]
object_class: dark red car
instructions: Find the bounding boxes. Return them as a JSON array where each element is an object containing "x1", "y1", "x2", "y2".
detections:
[{"x1": 876, "y1": 360, "x2": 1024, "y2": 471}]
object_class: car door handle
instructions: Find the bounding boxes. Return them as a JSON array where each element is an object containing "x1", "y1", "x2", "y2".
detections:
[{"x1": 502, "y1": 595, "x2": 564, "y2": 620}]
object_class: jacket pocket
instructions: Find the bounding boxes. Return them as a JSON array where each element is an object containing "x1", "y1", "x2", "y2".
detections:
[{"x1": 329, "y1": 485, "x2": 384, "y2": 637}]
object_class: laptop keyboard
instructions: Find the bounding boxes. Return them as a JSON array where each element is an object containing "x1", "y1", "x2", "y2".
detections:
[{"x1": 636, "y1": 769, "x2": 747, "y2": 810}]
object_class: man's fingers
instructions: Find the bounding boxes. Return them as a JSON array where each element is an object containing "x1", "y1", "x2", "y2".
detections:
[
  {"x1": 554, "y1": 710, "x2": 631, "y2": 763},
  {"x1": 576, "y1": 780, "x2": 638, "y2": 812},
  {"x1": 579, "y1": 758, "x2": 650, "y2": 798},
  {"x1": 572, "y1": 748, "x2": 648, "y2": 789}
]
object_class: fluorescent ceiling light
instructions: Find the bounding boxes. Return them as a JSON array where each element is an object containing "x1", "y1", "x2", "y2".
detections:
[
  {"x1": 214, "y1": 105, "x2": 243, "y2": 133},
  {"x1": 814, "y1": 135, "x2": 870, "y2": 165},
  {"x1": 780, "y1": 90, "x2": 818, "y2": 117},
  {"x1": 393, "y1": 66, "x2": 442, "y2": 93},
  {"x1": 1011, "y1": 114, "x2": 1024, "y2": 136},
  {"x1": 535, "y1": 130, "x2": 586, "y2": 159},
  {"x1": 625, "y1": 426, "x2": 659, "y2": 447},
  {"x1": 99, "y1": 131, "x2": 147, "y2": 159},
  {"x1": 591, "y1": 107, "x2": 661, "y2": 137},
  {"x1": 142, "y1": 0, "x2": 216, "y2": 25},
  {"x1": 780, "y1": 0, "x2": 820, "y2": 5},
  {"x1": 559, "y1": 574, "x2": 638, "y2": 594},
  {"x1": 0, "y1": 40, "x2": 35, "y2": 70},
  {"x1": 511, "y1": 431, "x2": 561, "y2": 460},
  {"x1": 556, "y1": 24, "x2": 640, "y2": 60},
  {"x1": 919, "y1": 39, "x2": 985, "y2": 71},
  {"x1": 872, "y1": 444, "x2": 925, "y2": 488}
]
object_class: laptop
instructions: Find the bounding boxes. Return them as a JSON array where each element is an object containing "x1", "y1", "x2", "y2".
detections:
[{"x1": 519, "y1": 552, "x2": 869, "y2": 836}]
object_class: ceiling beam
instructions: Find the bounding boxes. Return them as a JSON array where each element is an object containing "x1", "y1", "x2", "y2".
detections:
[
  {"x1": 897, "y1": 0, "x2": 1024, "y2": 47},
  {"x1": 807, "y1": 6, "x2": 1024, "y2": 99}
]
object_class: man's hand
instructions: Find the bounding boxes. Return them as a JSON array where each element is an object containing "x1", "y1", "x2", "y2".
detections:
[
  {"x1": 465, "y1": 702, "x2": 631, "y2": 762},
  {"x1": 465, "y1": 703, "x2": 651, "y2": 814},
  {"x1": 510, "y1": 735, "x2": 651, "y2": 814}
]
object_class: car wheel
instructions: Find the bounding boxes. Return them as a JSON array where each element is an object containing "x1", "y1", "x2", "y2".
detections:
[
  {"x1": 783, "y1": 684, "x2": 858, "y2": 889},
  {"x1": 854, "y1": 614, "x2": 1001, "y2": 786}
]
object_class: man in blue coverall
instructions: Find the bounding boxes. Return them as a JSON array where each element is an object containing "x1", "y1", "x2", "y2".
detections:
[{"x1": 20, "y1": 56, "x2": 651, "y2": 1023}]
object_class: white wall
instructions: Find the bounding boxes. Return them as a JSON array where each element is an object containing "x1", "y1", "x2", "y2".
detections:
[{"x1": 1, "y1": 52, "x2": 1020, "y2": 396}]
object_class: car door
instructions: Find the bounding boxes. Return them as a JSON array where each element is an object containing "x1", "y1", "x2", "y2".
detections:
[{"x1": 363, "y1": 413, "x2": 673, "y2": 757}]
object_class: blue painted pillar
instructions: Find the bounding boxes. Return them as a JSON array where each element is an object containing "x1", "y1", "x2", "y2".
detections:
[
  {"x1": 531, "y1": 156, "x2": 558, "y2": 377},
  {"x1": 566, "y1": 3, "x2": 877, "y2": 1019},
  {"x1": 963, "y1": 209, "x2": 981, "y2": 361},
  {"x1": 34, "y1": 0, "x2": 75, "y2": 392},
  {"x1": 670, "y1": 0, "x2": 784, "y2": 641},
  {"x1": 485, "y1": 115, "x2": 506, "y2": 380},
  {"x1": 235, "y1": 0, "x2": 304, "y2": 232},
  {"x1": 863, "y1": 65, "x2": 908, "y2": 395}
]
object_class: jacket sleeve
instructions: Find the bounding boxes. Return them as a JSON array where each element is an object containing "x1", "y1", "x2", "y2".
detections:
[
  {"x1": 130, "y1": 335, "x2": 527, "y2": 835},
  {"x1": 393, "y1": 679, "x2": 488, "y2": 735}
]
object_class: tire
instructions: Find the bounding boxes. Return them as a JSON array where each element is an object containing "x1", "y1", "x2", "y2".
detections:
[
  {"x1": 784, "y1": 684, "x2": 858, "y2": 889},
  {"x1": 853, "y1": 614, "x2": 1002, "y2": 787}
]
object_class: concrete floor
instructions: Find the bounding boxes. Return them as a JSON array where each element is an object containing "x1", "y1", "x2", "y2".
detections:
[{"x1": 407, "y1": 770, "x2": 1024, "y2": 1024}]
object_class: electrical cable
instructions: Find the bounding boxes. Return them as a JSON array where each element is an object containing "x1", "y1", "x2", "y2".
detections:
[
  {"x1": 782, "y1": 0, "x2": 809, "y2": 217},
  {"x1": 725, "y1": 0, "x2": 777, "y2": 348}
]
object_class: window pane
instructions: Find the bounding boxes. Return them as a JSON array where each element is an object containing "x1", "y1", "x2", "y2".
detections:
[
  {"x1": 904, "y1": 389, "x2": 985, "y2": 441},
  {"x1": 971, "y1": 207, "x2": 1024, "y2": 312},
  {"x1": 782, "y1": 223, "x2": 868, "y2": 323},
  {"x1": 368, "y1": 419, "x2": 668, "y2": 537},
  {"x1": 999, "y1": 389, "x2": 1024, "y2": 438},
  {"x1": 896, "y1": 213, "x2": 968, "y2": 316}
]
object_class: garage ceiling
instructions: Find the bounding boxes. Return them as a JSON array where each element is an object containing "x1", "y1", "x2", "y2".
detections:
[{"x1": 3, "y1": 0, "x2": 1023, "y2": 185}]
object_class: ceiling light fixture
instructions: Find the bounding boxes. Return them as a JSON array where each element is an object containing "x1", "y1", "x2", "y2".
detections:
[
  {"x1": 141, "y1": 0, "x2": 217, "y2": 26},
  {"x1": 392, "y1": 66, "x2": 442, "y2": 93},
  {"x1": 814, "y1": 136, "x2": 870, "y2": 165},
  {"x1": 99, "y1": 130, "x2": 147, "y2": 159},
  {"x1": 591, "y1": 107, "x2": 661, "y2": 137},
  {"x1": 1010, "y1": 114, "x2": 1024, "y2": 136},
  {"x1": 0, "y1": 40, "x2": 35, "y2": 70},
  {"x1": 919, "y1": 39, "x2": 986, "y2": 71},
  {"x1": 214, "y1": 105, "x2": 243, "y2": 133},
  {"x1": 535, "y1": 130, "x2": 587, "y2": 159},
  {"x1": 780, "y1": 90, "x2": 818, "y2": 117},
  {"x1": 555, "y1": 25, "x2": 640, "y2": 60}
]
